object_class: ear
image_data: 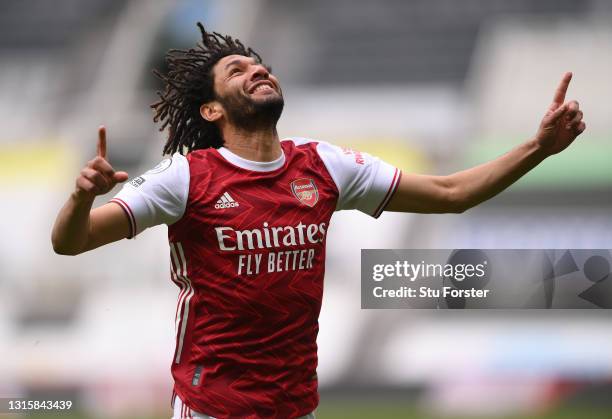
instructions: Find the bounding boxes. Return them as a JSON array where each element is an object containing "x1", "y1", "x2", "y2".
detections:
[{"x1": 200, "y1": 102, "x2": 223, "y2": 122}]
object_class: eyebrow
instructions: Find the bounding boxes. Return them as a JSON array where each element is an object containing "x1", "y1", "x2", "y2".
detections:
[{"x1": 224, "y1": 58, "x2": 256, "y2": 71}]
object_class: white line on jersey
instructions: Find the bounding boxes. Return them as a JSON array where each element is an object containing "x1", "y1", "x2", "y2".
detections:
[
  {"x1": 214, "y1": 192, "x2": 240, "y2": 209},
  {"x1": 170, "y1": 242, "x2": 193, "y2": 364}
]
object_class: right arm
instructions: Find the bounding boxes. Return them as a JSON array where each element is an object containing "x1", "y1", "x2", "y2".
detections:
[
  {"x1": 385, "y1": 72, "x2": 584, "y2": 215},
  {"x1": 51, "y1": 126, "x2": 130, "y2": 255}
]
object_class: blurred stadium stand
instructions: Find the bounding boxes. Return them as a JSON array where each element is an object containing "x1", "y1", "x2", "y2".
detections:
[
  {"x1": 259, "y1": 0, "x2": 590, "y2": 85},
  {"x1": 1, "y1": 0, "x2": 611, "y2": 417}
]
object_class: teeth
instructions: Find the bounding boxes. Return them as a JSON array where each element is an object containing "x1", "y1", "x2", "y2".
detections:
[{"x1": 253, "y1": 84, "x2": 273, "y2": 93}]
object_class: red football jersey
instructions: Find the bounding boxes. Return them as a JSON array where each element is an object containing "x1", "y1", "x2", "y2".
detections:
[{"x1": 111, "y1": 138, "x2": 400, "y2": 418}]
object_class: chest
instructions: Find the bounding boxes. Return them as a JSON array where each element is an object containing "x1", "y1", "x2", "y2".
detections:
[
  {"x1": 188, "y1": 166, "x2": 337, "y2": 233},
  {"x1": 167, "y1": 150, "x2": 337, "y2": 298}
]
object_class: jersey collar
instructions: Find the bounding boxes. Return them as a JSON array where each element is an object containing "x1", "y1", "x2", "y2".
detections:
[{"x1": 217, "y1": 146, "x2": 286, "y2": 172}]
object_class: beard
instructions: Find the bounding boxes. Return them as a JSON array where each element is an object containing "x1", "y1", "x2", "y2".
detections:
[{"x1": 216, "y1": 88, "x2": 284, "y2": 132}]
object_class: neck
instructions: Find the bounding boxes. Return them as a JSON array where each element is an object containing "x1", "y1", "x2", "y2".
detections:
[{"x1": 220, "y1": 124, "x2": 282, "y2": 162}]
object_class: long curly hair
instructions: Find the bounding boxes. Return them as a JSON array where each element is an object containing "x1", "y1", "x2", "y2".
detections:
[{"x1": 151, "y1": 22, "x2": 262, "y2": 155}]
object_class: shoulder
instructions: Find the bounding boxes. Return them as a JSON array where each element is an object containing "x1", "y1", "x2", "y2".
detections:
[
  {"x1": 281, "y1": 137, "x2": 341, "y2": 156},
  {"x1": 282, "y1": 137, "x2": 320, "y2": 147},
  {"x1": 185, "y1": 147, "x2": 220, "y2": 164},
  {"x1": 124, "y1": 152, "x2": 188, "y2": 190},
  {"x1": 111, "y1": 152, "x2": 191, "y2": 236},
  {"x1": 182, "y1": 147, "x2": 226, "y2": 178},
  {"x1": 282, "y1": 137, "x2": 319, "y2": 157},
  {"x1": 281, "y1": 137, "x2": 365, "y2": 174},
  {"x1": 155, "y1": 152, "x2": 188, "y2": 171}
]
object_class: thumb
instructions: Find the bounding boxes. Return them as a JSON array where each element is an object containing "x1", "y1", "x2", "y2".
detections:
[
  {"x1": 548, "y1": 103, "x2": 568, "y2": 123},
  {"x1": 113, "y1": 171, "x2": 129, "y2": 183}
]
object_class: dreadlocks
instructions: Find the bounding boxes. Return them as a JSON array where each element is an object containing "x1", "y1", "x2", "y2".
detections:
[{"x1": 151, "y1": 22, "x2": 262, "y2": 156}]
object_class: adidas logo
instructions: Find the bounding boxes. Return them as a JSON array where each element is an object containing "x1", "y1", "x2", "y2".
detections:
[{"x1": 215, "y1": 192, "x2": 240, "y2": 209}]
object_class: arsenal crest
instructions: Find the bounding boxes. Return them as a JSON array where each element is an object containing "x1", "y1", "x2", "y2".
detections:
[{"x1": 290, "y1": 178, "x2": 319, "y2": 207}]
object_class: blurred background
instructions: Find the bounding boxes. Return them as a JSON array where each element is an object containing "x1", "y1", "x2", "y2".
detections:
[{"x1": 1, "y1": 0, "x2": 611, "y2": 417}]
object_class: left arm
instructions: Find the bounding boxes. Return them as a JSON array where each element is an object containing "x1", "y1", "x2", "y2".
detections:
[{"x1": 385, "y1": 72, "x2": 586, "y2": 214}]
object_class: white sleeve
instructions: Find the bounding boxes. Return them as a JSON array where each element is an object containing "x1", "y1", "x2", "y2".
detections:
[
  {"x1": 316, "y1": 141, "x2": 401, "y2": 218},
  {"x1": 109, "y1": 152, "x2": 189, "y2": 238}
]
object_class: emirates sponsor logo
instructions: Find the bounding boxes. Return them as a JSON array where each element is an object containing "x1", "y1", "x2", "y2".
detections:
[
  {"x1": 215, "y1": 221, "x2": 328, "y2": 275},
  {"x1": 290, "y1": 178, "x2": 318, "y2": 207},
  {"x1": 215, "y1": 221, "x2": 327, "y2": 251},
  {"x1": 215, "y1": 192, "x2": 240, "y2": 209}
]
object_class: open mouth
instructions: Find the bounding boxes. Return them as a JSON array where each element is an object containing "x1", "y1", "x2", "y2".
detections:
[{"x1": 248, "y1": 81, "x2": 276, "y2": 95}]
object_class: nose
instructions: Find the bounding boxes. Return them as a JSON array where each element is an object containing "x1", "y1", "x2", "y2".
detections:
[{"x1": 249, "y1": 64, "x2": 269, "y2": 81}]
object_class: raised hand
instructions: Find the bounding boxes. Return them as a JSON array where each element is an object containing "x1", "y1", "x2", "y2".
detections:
[
  {"x1": 74, "y1": 126, "x2": 129, "y2": 200},
  {"x1": 535, "y1": 72, "x2": 586, "y2": 155}
]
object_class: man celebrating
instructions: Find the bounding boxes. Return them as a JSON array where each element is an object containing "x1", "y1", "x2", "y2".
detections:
[{"x1": 52, "y1": 23, "x2": 585, "y2": 419}]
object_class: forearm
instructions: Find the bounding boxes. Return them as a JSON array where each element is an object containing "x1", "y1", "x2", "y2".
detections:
[
  {"x1": 449, "y1": 138, "x2": 547, "y2": 211},
  {"x1": 386, "y1": 73, "x2": 583, "y2": 215},
  {"x1": 51, "y1": 192, "x2": 95, "y2": 255}
]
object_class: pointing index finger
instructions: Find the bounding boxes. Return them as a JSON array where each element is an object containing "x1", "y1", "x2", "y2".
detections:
[
  {"x1": 97, "y1": 125, "x2": 107, "y2": 159},
  {"x1": 552, "y1": 72, "x2": 572, "y2": 107}
]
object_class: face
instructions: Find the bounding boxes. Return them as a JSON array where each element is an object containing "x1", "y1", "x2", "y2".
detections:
[{"x1": 210, "y1": 54, "x2": 284, "y2": 129}]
